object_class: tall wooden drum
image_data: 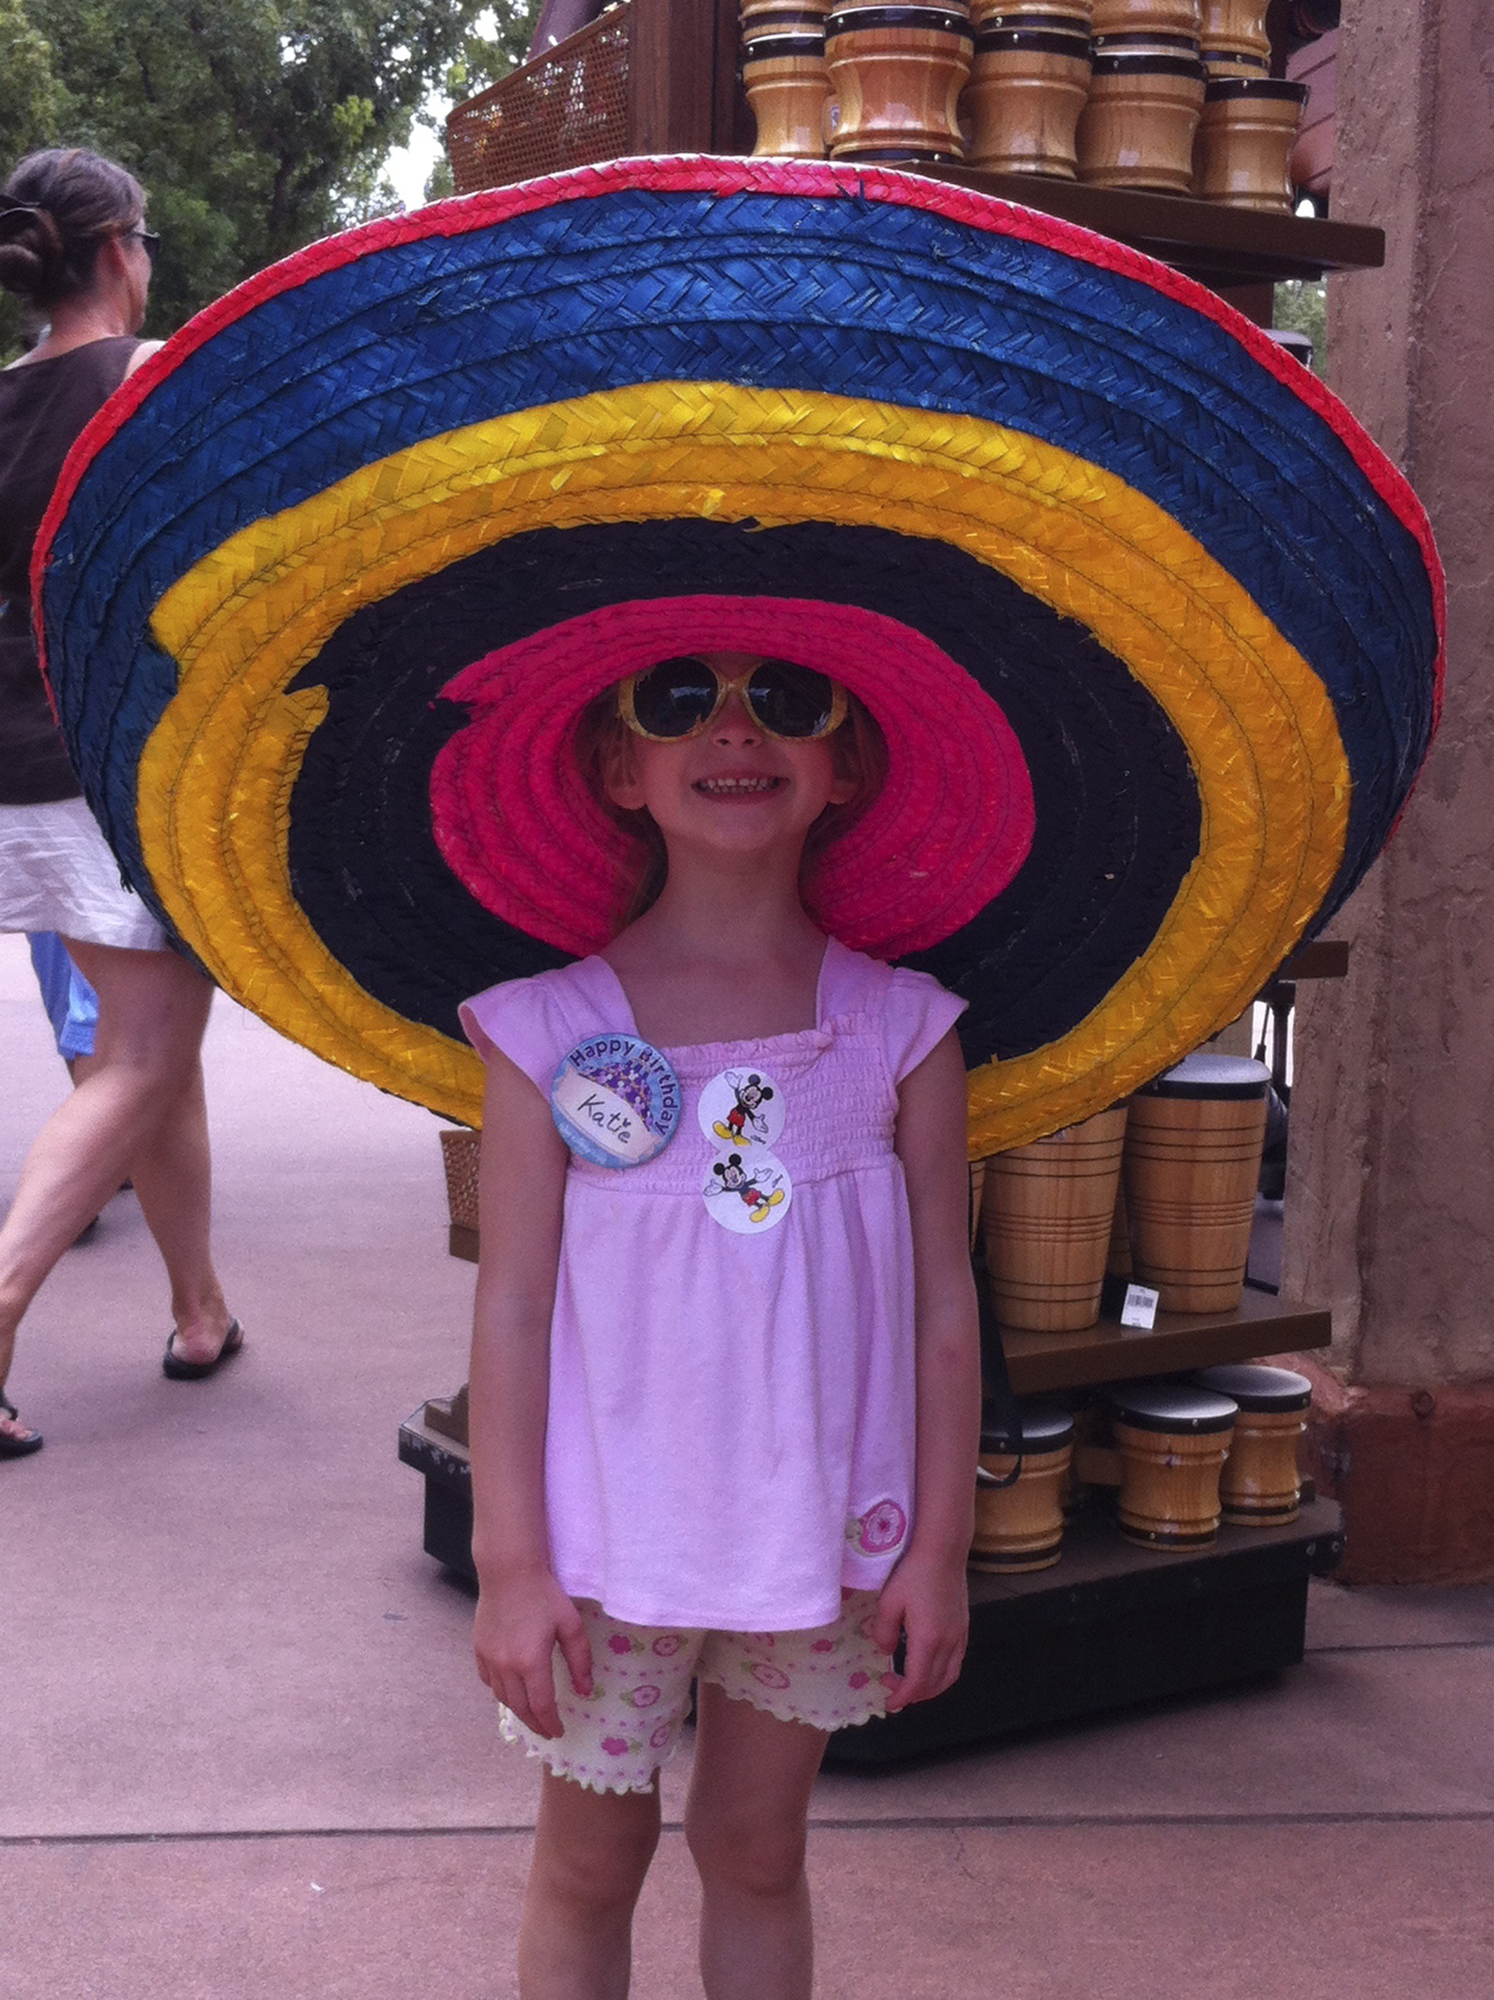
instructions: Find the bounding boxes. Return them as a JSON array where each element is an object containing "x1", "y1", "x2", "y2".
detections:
[
  {"x1": 1193, "y1": 77, "x2": 1308, "y2": 209},
  {"x1": 981, "y1": 1102, "x2": 1129, "y2": 1330},
  {"x1": 1197, "y1": 0, "x2": 1268, "y2": 61},
  {"x1": 1076, "y1": 47, "x2": 1207, "y2": 190},
  {"x1": 1193, "y1": 1363, "x2": 1311, "y2": 1523},
  {"x1": 963, "y1": 12, "x2": 1093, "y2": 175},
  {"x1": 971, "y1": 1402, "x2": 1075, "y2": 1571},
  {"x1": 1091, "y1": 0, "x2": 1199, "y2": 31},
  {"x1": 1111, "y1": 1383, "x2": 1237, "y2": 1548},
  {"x1": 825, "y1": 1, "x2": 975, "y2": 162},
  {"x1": 1123, "y1": 1053, "x2": 1269, "y2": 1312},
  {"x1": 742, "y1": 1, "x2": 834, "y2": 158}
]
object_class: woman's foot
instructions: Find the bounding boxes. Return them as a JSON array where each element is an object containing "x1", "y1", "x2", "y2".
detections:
[
  {"x1": 1, "y1": 1397, "x2": 43, "y2": 1459},
  {"x1": 162, "y1": 1316, "x2": 244, "y2": 1380}
]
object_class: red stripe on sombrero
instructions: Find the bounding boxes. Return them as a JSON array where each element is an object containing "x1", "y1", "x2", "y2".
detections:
[
  {"x1": 32, "y1": 155, "x2": 1443, "y2": 723},
  {"x1": 430, "y1": 596, "x2": 1035, "y2": 961}
]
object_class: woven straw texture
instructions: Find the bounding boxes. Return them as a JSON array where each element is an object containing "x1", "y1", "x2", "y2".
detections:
[{"x1": 34, "y1": 157, "x2": 1442, "y2": 1152}]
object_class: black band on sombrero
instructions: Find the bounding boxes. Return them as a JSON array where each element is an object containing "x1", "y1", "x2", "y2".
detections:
[{"x1": 35, "y1": 157, "x2": 1442, "y2": 1150}]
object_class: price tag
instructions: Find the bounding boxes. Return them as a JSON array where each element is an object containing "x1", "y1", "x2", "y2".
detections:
[{"x1": 1119, "y1": 1282, "x2": 1160, "y2": 1330}]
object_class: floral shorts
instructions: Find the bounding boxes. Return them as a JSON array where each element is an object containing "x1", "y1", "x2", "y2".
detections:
[{"x1": 499, "y1": 1591, "x2": 893, "y2": 1795}]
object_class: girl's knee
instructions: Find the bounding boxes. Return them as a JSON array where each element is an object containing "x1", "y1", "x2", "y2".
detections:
[
  {"x1": 685, "y1": 1807, "x2": 807, "y2": 1900},
  {"x1": 534, "y1": 1781, "x2": 660, "y2": 1913}
]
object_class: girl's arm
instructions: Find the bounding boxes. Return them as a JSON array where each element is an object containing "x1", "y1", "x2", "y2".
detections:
[
  {"x1": 468, "y1": 1049, "x2": 593, "y2": 1738},
  {"x1": 875, "y1": 1028, "x2": 983, "y2": 1711}
]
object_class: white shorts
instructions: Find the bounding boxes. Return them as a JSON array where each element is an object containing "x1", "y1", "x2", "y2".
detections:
[
  {"x1": 498, "y1": 1592, "x2": 893, "y2": 1795},
  {"x1": 0, "y1": 796, "x2": 167, "y2": 950}
]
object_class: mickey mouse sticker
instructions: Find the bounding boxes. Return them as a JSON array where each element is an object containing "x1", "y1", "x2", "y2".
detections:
[
  {"x1": 703, "y1": 1148, "x2": 793, "y2": 1234},
  {"x1": 697, "y1": 1067, "x2": 786, "y2": 1152}
]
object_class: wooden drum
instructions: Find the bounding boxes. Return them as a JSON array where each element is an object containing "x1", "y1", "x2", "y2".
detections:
[
  {"x1": 825, "y1": 1, "x2": 975, "y2": 162},
  {"x1": 1193, "y1": 1363, "x2": 1311, "y2": 1523},
  {"x1": 963, "y1": 11, "x2": 1093, "y2": 175},
  {"x1": 981, "y1": 1103, "x2": 1129, "y2": 1331},
  {"x1": 1197, "y1": 0, "x2": 1268, "y2": 62},
  {"x1": 1091, "y1": 0, "x2": 1199, "y2": 31},
  {"x1": 742, "y1": 1, "x2": 834, "y2": 158},
  {"x1": 1111, "y1": 1383, "x2": 1237, "y2": 1549},
  {"x1": 1193, "y1": 77, "x2": 1308, "y2": 209},
  {"x1": 971, "y1": 1402, "x2": 1075, "y2": 1571},
  {"x1": 1123, "y1": 1053, "x2": 1269, "y2": 1312},
  {"x1": 1077, "y1": 45, "x2": 1206, "y2": 190}
]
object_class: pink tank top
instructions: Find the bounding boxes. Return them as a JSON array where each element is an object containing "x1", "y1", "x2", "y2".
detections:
[{"x1": 461, "y1": 937, "x2": 965, "y2": 1631}]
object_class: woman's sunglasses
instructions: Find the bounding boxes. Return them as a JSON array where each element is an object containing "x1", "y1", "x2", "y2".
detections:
[
  {"x1": 125, "y1": 227, "x2": 161, "y2": 270},
  {"x1": 618, "y1": 657, "x2": 847, "y2": 742}
]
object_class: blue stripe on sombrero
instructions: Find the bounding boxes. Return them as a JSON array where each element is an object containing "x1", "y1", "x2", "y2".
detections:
[{"x1": 44, "y1": 182, "x2": 1432, "y2": 913}]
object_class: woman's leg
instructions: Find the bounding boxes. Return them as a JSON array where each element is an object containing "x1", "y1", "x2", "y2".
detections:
[
  {"x1": 685, "y1": 1684, "x2": 827, "y2": 2000},
  {"x1": 0, "y1": 941, "x2": 227, "y2": 1406},
  {"x1": 518, "y1": 1769, "x2": 661, "y2": 2000}
]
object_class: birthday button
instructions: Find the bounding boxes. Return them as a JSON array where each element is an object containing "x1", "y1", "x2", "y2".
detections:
[
  {"x1": 703, "y1": 1147, "x2": 793, "y2": 1233},
  {"x1": 551, "y1": 1034, "x2": 682, "y2": 1169},
  {"x1": 698, "y1": 1066, "x2": 786, "y2": 1153}
]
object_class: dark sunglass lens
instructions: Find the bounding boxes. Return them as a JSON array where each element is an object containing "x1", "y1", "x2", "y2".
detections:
[
  {"x1": 143, "y1": 232, "x2": 161, "y2": 269},
  {"x1": 748, "y1": 660, "x2": 836, "y2": 737},
  {"x1": 631, "y1": 657, "x2": 719, "y2": 737}
]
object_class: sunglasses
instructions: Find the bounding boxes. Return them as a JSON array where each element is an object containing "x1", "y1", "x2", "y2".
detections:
[
  {"x1": 126, "y1": 227, "x2": 161, "y2": 270},
  {"x1": 618, "y1": 656, "x2": 847, "y2": 742}
]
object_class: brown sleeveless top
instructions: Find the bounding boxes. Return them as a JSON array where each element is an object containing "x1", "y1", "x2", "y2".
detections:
[{"x1": 0, "y1": 335, "x2": 138, "y2": 804}]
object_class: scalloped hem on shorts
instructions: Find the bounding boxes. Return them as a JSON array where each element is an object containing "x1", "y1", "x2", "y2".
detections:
[
  {"x1": 498, "y1": 1704, "x2": 681, "y2": 1796},
  {"x1": 697, "y1": 1669, "x2": 889, "y2": 1734}
]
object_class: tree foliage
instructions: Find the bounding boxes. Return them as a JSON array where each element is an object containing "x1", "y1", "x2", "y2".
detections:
[{"x1": 1, "y1": 0, "x2": 542, "y2": 349}]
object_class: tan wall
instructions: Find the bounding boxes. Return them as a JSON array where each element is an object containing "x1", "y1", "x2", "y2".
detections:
[{"x1": 1283, "y1": 0, "x2": 1494, "y2": 1393}]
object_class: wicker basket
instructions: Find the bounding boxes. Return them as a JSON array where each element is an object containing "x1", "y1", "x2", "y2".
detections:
[
  {"x1": 439, "y1": 1127, "x2": 482, "y2": 1231},
  {"x1": 446, "y1": 5, "x2": 633, "y2": 193}
]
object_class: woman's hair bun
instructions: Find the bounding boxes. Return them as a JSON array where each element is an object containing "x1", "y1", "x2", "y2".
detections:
[
  {"x1": 0, "y1": 149, "x2": 144, "y2": 309},
  {"x1": 0, "y1": 200, "x2": 67, "y2": 301}
]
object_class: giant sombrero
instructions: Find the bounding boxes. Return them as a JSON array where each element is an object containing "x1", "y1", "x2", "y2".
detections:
[{"x1": 35, "y1": 157, "x2": 1442, "y2": 1154}]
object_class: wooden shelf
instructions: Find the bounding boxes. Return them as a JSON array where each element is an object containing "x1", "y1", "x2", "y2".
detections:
[
  {"x1": 1003, "y1": 1286, "x2": 1330, "y2": 1397},
  {"x1": 916, "y1": 166, "x2": 1382, "y2": 288}
]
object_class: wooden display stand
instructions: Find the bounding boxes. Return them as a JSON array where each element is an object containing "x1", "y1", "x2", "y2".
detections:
[{"x1": 407, "y1": 3, "x2": 1361, "y2": 1759}]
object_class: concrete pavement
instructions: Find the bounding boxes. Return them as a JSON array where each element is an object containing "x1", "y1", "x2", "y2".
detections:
[{"x1": 3, "y1": 933, "x2": 1491, "y2": 1998}]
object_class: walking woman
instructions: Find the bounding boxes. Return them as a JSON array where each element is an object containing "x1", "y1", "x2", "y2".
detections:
[{"x1": 0, "y1": 149, "x2": 239, "y2": 1459}]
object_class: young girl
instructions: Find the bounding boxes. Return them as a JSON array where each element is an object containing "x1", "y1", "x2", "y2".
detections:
[{"x1": 461, "y1": 649, "x2": 982, "y2": 1999}]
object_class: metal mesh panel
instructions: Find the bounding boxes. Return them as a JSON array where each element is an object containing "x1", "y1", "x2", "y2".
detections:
[{"x1": 446, "y1": 7, "x2": 633, "y2": 193}]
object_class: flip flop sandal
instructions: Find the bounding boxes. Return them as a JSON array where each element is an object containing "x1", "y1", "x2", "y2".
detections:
[
  {"x1": 0, "y1": 1397, "x2": 43, "y2": 1459},
  {"x1": 162, "y1": 1318, "x2": 245, "y2": 1381}
]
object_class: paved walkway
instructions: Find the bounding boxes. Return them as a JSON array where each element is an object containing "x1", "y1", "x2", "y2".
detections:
[{"x1": 3, "y1": 932, "x2": 1492, "y2": 1999}]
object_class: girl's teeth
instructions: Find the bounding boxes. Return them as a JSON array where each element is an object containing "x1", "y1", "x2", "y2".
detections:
[{"x1": 698, "y1": 777, "x2": 777, "y2": 794}]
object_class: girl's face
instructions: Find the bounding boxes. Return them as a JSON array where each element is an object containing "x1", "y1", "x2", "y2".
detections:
[{"x1": 605, "y1": 651, "x2": 857, "y2": 861}]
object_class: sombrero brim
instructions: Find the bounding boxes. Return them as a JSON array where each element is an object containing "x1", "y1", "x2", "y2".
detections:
[{"x1": 36, "y1": 157, "x2": 1442, "y2": 1152}]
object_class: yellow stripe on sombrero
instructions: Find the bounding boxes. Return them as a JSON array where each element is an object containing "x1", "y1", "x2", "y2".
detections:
[{"x1": 139, "y1": 382, "x2": 1350, "y2": 1144}]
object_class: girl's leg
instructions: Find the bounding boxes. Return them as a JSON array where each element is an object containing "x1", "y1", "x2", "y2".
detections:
[
  {"x1": 126, "y1": 1056, "x2": 230, "y2": 1359},
  {"x1": 518, "y1": 1769, "x2": 661, "y2": 2000},
  {"x1": 685, "y1": 1683, "x2": 828, "y2": 2000},
  {"x1": 0, "y1": 942, "x2": 227, "y2": 1406}
]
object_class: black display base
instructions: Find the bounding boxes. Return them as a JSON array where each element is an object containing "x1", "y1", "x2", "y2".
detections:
[{"x1": 398, "y1": 1410, "x2": 1343, "y2": 1764}]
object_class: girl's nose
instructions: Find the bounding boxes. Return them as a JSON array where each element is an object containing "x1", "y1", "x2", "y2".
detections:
[{"x1": 711, "y1": 686, "x2": 762, "y2": 743}]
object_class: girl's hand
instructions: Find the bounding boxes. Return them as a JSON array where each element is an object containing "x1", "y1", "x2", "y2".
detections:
[
  {"x1": 473, "y1": 1568, "x2": 594, "y2": 1740},
  {"x1": 871, "y1": 1548, "x2": 970, "y2": 1712}
]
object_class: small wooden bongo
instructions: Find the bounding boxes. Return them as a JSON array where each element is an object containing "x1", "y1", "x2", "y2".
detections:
[
  {"x1": 1197, "y1": 0, "x2": 1268, "y2": 62},
  {"x1": 1193, "y1": 1363, "x2": 1312, "y2": 1523},
  {"x1": 1091, "y1": 0, "x2": 1199, "y2": 31},
  {"x1": 1123, "y1": 1054, "x2": 1269, "y2": 1312},
  {"x1": 742, "y1": 1, "x2": 834, "y2": 157},
  {"x1": 1076, "y1": 47, "x2": 1207, "y2": 191},
  {"x1": 963, "y1": 13, "x2": 1093, "y2": 175},
  {"x1": 1193, "y1": 77, "x2": 1308, "y2": 209},
  {"x1": 971, "y1": 1402, "x2": 1075, "y2": 1571},
  {"x1": 825, "y1": 1, "x2": 975, "y2": 162},
  {"x1": 981, "y1": 1103, "x2": 1129, "y2": 1331},
  {"x1": 1111, "y1": 1383, "x2": 1237, "y2": 1549}
]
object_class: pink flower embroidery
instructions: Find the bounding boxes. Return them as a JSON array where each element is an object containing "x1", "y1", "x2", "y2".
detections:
[
  {"x1": 607, "y1": 1634, "x2": 635, "y2": 1656},
  {"x1": 623, "y1": 1683, "x2": 662, "y2": 1709},
  {"x1": 751, "y1": 1662, "x2": 791, "y2": 1691},
  {"x1": 852, "y1": 1499, "x2": 907, "y2": 1555},
  {"x1": 602, "y1": 1737, "x2": 629, "y2": 1756},
  {"x1": 650, "y1": 1722, "x2": 673, "y2": 1749},
  {"x1": 848, "y1": 1671, "x2": 870, "y2": 1690},
  {"x1": 652, "y1": 1635, "x2": 683, "y2": 1657},
  {"x1": 811, "y1": 1639, "x2": 836, "y2": 1654}
]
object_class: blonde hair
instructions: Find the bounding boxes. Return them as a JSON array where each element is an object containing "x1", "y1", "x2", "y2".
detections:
[{"x1": 572, "y1": 680, "x2": 888, "y2": 931}]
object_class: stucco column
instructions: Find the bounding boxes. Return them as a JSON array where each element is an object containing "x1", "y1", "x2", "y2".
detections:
[{"x1": 1282, "y1": 0, "x2": 1494, "y2": 1580}]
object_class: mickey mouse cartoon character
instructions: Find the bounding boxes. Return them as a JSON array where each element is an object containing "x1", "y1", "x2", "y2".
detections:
[
  {"x1": 708, "y1": 1152, "x2": 786, "y2": 1223},
  {"x1": 712, "y1": 1071, "x2": 775, "y2": 1148}
]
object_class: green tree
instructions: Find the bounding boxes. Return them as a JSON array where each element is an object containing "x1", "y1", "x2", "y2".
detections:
[{"x1": 2, "y1": 0, "x2": 541, "y2": 349}]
